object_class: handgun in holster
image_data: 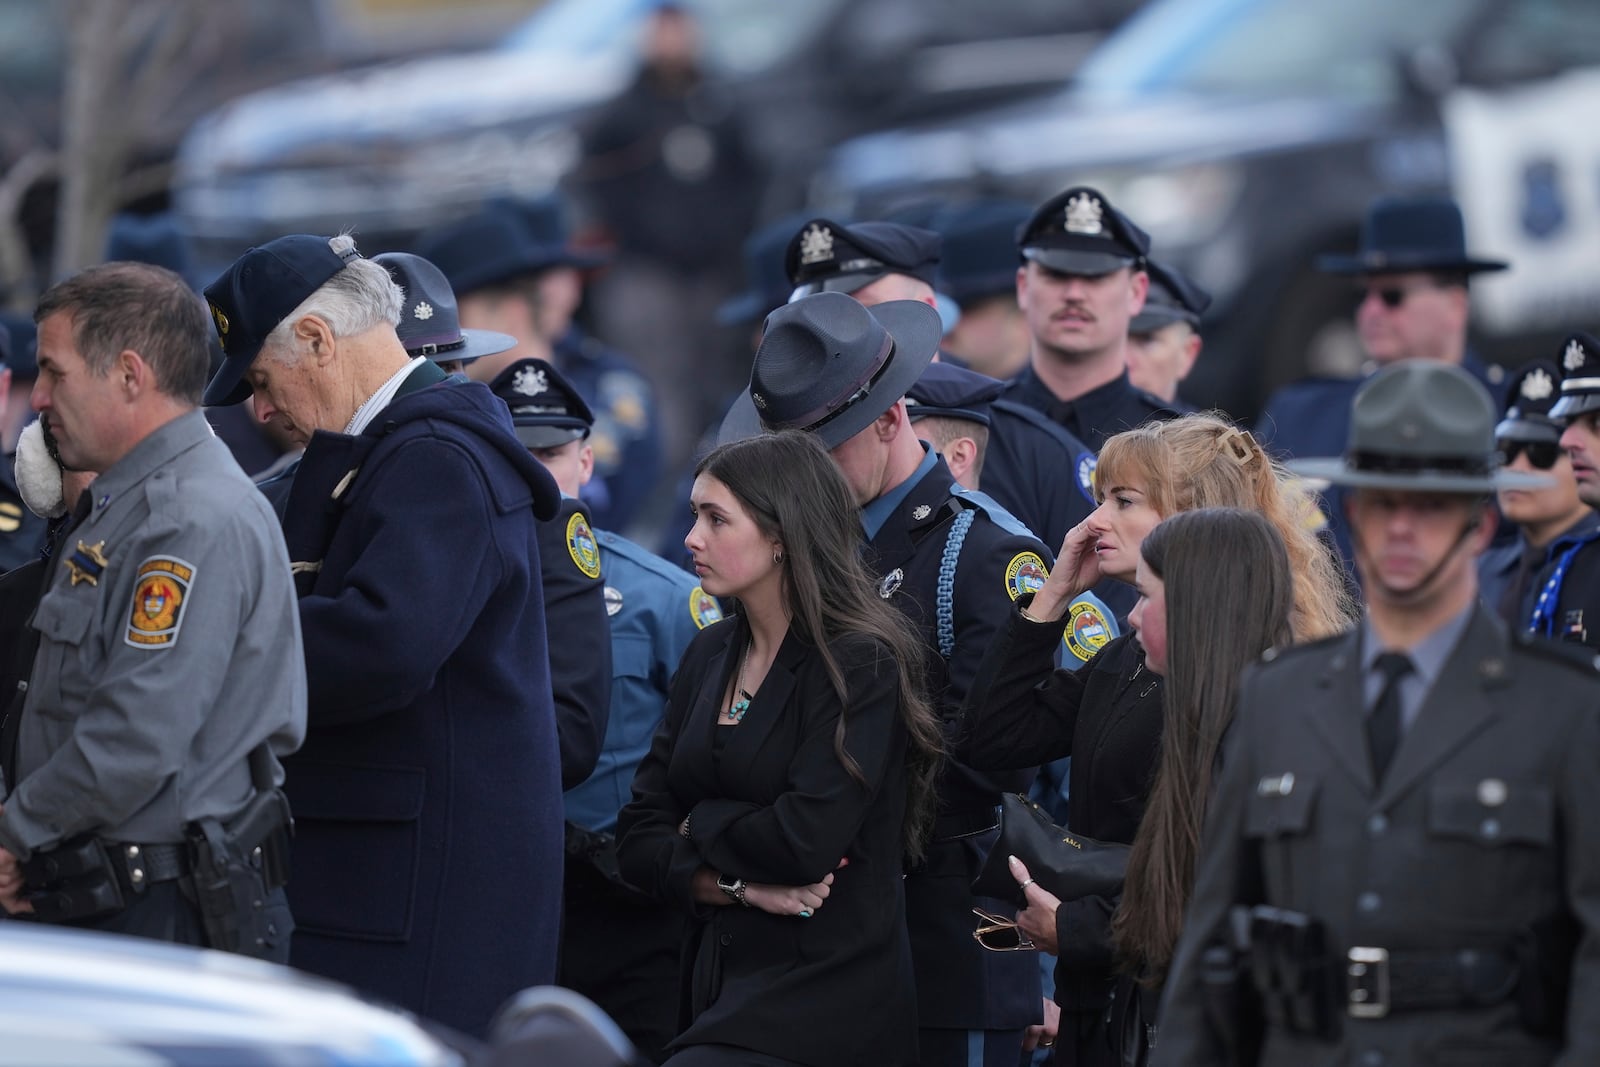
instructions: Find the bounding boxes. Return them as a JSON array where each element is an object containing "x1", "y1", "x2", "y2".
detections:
[
  {"x1": 1246, "y1": 906, "x2": 1340, "y2": 1041},
  {"x1": 1199, "y1": 905, "x2": 1264, "y2": 1066},
  {"x1": 185, "y1": 746, "x2": 293, "y2": 958},
  {"x1": 20, "y1": 835, "x2": 124, "y2": 923}
]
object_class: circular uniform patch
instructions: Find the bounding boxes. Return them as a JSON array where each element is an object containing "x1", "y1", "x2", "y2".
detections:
[
  {"x1": 1075, "y1": 452, "x2": 1099, "y2": 505},
  {"x1": 691, "y1": 586, "x2": 724, "y2": 630},
  {"x1": 126, "y1": 556, "x2": 195, "y2": 649},
  {"x1": 1005, "y1": 552, "x2": 1049, "y2": 601},
  {"x1": 566, "y1": 512, "x2": 602, "y2": 579},
  {"x1": 1062, "y1": 599, "x2": 1113, "y2": 664}
]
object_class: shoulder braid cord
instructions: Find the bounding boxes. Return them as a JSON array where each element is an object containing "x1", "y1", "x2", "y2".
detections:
[{"x1": 936, "y1": 507, "x2": 977, "y2": 659}]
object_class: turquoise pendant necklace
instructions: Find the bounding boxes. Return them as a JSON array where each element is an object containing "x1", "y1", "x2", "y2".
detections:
[{"x1": 728, "y1": 640, "x2": 754, "y2": 723}]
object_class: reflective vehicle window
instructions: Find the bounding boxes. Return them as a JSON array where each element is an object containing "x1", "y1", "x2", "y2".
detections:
[{"x1": 1469, "y1": 0, "x2": 1600, "y2": 80}]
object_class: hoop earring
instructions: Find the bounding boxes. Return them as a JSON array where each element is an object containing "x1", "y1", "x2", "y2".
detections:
[{"x1": 773, "y1": 551, "x2": 784, "y2": 565}]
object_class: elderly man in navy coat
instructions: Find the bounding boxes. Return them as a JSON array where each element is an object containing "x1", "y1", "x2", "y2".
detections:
[{"x1": 202, "y1": 234, "x2": 566, "y2": 1037}]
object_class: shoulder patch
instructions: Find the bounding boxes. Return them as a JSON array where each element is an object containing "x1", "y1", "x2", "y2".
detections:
[
  {"x1": 125, "y1": 556, "x2": 195, "y2": 649},
  {"x1": 691, "y1": 586, "x2": 724, "y2": 629},
  {"x1": 1005, "y1": 552, "x2": 1049, "y2": 601},
  {"x1": 565, "y1": 511, "x2": 602, "y2": 579},
  {"x1": 1061, "y1": 597, "x2": 1115, "y2": 663},
  {"x1": 1075, "y1": 451, "x2": 1098, "y2": 505}
]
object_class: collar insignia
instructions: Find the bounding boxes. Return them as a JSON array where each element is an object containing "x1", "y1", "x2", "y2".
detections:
[
  {"x1": 1565, "y1": 339, "x2": 1586, "y2": 373},
  {"x1": 1521, "y1": 368, "x2": 1554, "y2": 401},
  {"x1": 65, "y1": 540, "x2": 109, "y2": 587},
  {"x1": 912, "y1": 504, "x2": 932, "y2": 521},
  {"x1": 513, "y1": 366, "x2": 548, "y2": 396},
  {"x1": 1064, "y1": 193, "x2": 1105, "y2": 236},
  {"x1": 798, "y1": 223, "x2": 834, "y2": 266}
]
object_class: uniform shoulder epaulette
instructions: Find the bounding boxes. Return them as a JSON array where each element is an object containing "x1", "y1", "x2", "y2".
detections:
[
  {"x1": 949, "y1": 486, "x2": 1037, "y2": 540},
  {"x1": 1511, "y1": 631, "x2": 1600, "y2": 677},
  {"x1": 597, "y1": 529, "x2": 696, "y2": 588}
]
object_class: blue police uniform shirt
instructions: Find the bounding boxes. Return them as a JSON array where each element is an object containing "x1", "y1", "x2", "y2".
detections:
[
  {"x1": 556, "y1": 327, "x2": 662, "y2": 532},
  {"x1": 861, "y1": 444, "x2": 939, "y2": 540},
  {"x1": 564, "y1": 528, "x2": 722, "y2": 834}
]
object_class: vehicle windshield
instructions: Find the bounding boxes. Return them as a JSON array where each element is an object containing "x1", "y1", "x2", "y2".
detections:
[
  {"x1": 501, "y1": 0, "x2": 841, "y2": 77},
  {"x1": 1076, "y1": 0, "x2": 1493, "y2": 99}
]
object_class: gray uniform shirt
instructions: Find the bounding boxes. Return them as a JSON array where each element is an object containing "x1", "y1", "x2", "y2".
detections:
[{"x1": 0, "y1": 410, "x2": 307, "y2": 858}]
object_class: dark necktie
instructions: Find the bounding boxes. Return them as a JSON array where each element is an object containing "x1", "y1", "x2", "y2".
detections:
[{"x1": 1367, "y1": 651, "x2": 1414, "y2": 783}]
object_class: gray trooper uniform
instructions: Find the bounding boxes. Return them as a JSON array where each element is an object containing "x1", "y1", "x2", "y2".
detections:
[{"x1": 0, "y1": 411, "x2": 305, "y2": 950}]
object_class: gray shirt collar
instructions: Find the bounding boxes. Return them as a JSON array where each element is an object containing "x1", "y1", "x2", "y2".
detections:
[
  {"x1": 79, "y1": 410, "x2": 212, "y2": 528},
  {"x1": 1359, "y1": 602, "x2": 1475, "y2": 730}
]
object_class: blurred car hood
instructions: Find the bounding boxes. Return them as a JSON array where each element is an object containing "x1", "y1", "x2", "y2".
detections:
[{"x1": 181, "y1": 48, "x2": 632, "y2": 171}]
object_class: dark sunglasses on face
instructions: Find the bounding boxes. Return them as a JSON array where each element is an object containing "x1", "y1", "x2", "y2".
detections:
[
  {"x1": 1498, "y1": 439, "x2": 1563, "y2": 470},
  {"x1": 1359, "y1": 281, "x2": 1438, "y2": 310}
]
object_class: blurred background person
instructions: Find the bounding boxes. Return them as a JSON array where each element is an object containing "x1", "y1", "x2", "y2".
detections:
[
  {"x1": 932, "y1": 199, "x2": 1035, "y2": 382},
  {"x1": 617, "y1": 430, "x2": 943, "y2": 1067},
  {"x1": 1478, "y1": 357, "x2": 1593, "y2": 626},
  {"x1": 1538, "y1": 331, "x2": 1600, "y2": 649},
  {"x1": 0, "y1": 324, "x2": 47, "y2": 572},
  {"x1": 1125, "y1": 259, "x2": 1210, "y2": 411}
]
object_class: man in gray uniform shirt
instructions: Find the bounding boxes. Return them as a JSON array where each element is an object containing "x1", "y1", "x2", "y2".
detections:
[{"x1": 0, "y1": 262, "x2": 306, "y2": 959}]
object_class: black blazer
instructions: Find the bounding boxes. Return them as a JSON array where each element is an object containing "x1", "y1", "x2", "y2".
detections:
[{"x1": 616, "y1": 616, "x2": 918, "y2": 1067}]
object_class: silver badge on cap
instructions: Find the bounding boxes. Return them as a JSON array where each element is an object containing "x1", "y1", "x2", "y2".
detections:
[
  {"x1": 413, "y1": 301, "x2": 434, "y2": 321},
  {"x1": 798, "y1": 223, "x2": 834, "y2": 266},
  {"x1": 912, "y1": 504, "x2": 932, "y2": 521},
  {"x1": 1521, "y1": 368, "x2": 1554, "y2": 401},
  {"x1": 513, "y1": 367, "x2": 548, "y2": 396},
  {"x1": 1565, "y1": 339, "x2": 1586, "y2": 373},
  {"x1": 1064, "y1": 193, "x2": 1105, "y2": 236},
  {"x1": 1477, "y1": 778, "x2": 1507, "y2": 807}
]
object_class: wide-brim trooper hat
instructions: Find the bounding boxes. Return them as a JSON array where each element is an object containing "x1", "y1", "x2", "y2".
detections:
[
  {"x1": 1547, "y1": 332, "x2": 1600, "y2": 421},
  {"x1": 720, "y1": 292, "x2": 941, "y2": 449},
  {"x1": 373, "y1": 252, "x2": 515, "y2": 366},
  {"x1": 1289, "y1": 361, "x2": 1549, "y2": 493},
  {"x1": 1317, "y1": 196, "x2": 1509, "y2": 276}
]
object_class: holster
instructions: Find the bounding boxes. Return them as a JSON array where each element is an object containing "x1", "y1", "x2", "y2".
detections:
[
  {"x1": 564, "y1": 821, "x2": 625, "y2": 887},
  {"x1": 20, "y1": 835, "x2": 125, "y2": 923},
  {"x1": 1199, "y1": 907, "x2": 1264, "y2": 1066},
  {"x1": 1245, "y1": 906, "x2": 1341, "y2": 1041},
  {"x1": 1516, "y1": 914, "x2": 1575, "y2": 1037},
  {"x1": 185, "y1": 784, "x2": 293, "y2": 958}
]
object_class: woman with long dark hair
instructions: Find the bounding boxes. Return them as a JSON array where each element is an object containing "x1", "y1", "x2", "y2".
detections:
[
  {"x1": 961, "y1": 414, "x2": 1353, "y2": 1065},
  {"x1": 616, "y1": 430, "x2": 943, "y2": 1067}
]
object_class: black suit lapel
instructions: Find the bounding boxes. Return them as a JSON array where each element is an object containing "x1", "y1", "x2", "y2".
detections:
[
  {"x1": 676, "y1": 620, "x2": 742, "y2": 799},
  {"x1": 719, "y1": 628, "x2": 805, "y2": 781},
  {"x1": 1304, "y1": 632, "x2": 1375, "y2": 794}
]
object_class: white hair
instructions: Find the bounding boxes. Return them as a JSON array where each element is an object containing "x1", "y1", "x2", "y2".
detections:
[{"x1": 260, "y1": 234, "x2": 403, "y2": 364}]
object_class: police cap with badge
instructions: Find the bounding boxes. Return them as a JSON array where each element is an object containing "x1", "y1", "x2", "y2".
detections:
[
  {"x1": 372, "y1": 252, "x2": 515, "y2": 367},
  {"x1": 1129, "y1": 259, "x2": 1211, "y2": 335},
  {"x1": 785, "y1": 218, "x2": 941, "y2": 302},
  {"x1": 905, "y1": 361, "x2": 1004, "y2": 429},
  {"x1": 1494, "y1": 358, "x2": 1564, "y2": 471},
  {"x1": 1547, "y1": 332, "x2": 1600, "y2": 423},
  {"x1": 416, "y1": 198, "x2": 605, "y2": 299},
  {"x1": 489, "y1": 357, "x2": 595, "y2": 449},
  {"x1": 1017, "y1": 186, "x2": 1150, "y2": 276}
]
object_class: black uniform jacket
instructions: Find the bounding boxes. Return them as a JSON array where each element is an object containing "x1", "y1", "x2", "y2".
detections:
[
  {"x1": 537, "y1": 496, "x2": 613, "y2": 788},
  {"x1": 962, "y1": 606, "x2": 1164, "y2": 1010},
  {"x1": 1156, "y1": 607, "x2": 1600, "y2": 1067},
  {"x1": 616, "y1": 616, "x2": 918, "y2": 1067}
]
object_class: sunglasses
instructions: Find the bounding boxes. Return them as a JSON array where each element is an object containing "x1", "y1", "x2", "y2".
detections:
[
  {"x1": 1499, "y1": 439, "x2": 1563, "y2": 471},
  {"x1": 1358, "y1": 282, "x2": 1440, "y2": 310},
  {"x1": 971, "y1": 907, "x2": 1036, "y2": 952}
]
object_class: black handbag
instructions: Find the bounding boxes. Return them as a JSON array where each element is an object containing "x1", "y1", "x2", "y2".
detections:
[{"x1": 971, "y1": 793, "x2": 1129, "y2": 909}]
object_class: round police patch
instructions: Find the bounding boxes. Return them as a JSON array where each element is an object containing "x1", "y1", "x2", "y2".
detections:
[
  {"x1": 126, "y1": 556, "x2": 194, "y2": 649},
  {"x1": 1062, "y1": 599, "x2": 1113, "y2": 664},
  {"x1": 1005, "y1": 552, "x2": 1049, "y2": 601},
  {"x1": 691, "y1": 586, "x2": 723, "y2": 630},
  {"x1": 1075, "y1": 452, "x2": 1098, "y2": 505},
  {"x1": 566, "y1": 513, "x2": 602, "y2": 579}
]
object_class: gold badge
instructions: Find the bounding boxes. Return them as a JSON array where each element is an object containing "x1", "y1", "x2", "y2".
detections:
[
  {"x1": 65, "y1": 540, "x2": 109, "y2": 587},
  {"x1": 565, "y1": 512, "x2": 602, "y2": 579},
  {"x1": 0, "y1": 501, "x2": 20, "y2": 533},
  {"x1": 1005, "y1": 551, "x2": 1049, "y2": 601},
  {"x1": 125, "y1": 556, "x2": 194, "y2": 648},
  {"x1": 1062, "y1": 598, "x2": 1113, "y2": 664},
  {"x1": 208, "y1": 303, "x2": 230, "y2": 350}
]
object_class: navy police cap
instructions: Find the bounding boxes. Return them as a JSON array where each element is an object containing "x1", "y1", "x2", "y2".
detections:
[
  {"x1": 1130, "y1": 259, "x2": 1211, "y2": 334},
  {"x1": 785, "y1": 219, "x2": 941, "y2": 301},
  {"x1": 489, "y1": 357, "x2": 595, "y2": 450},
  {"x1": 416, "y1": 199, "x2": 604, "y2": 299},
  {"x1": 905, "y1": 361, "x2": 1004, "y2": 428},
  {"x1": 202, "y1": 234, "x2": 361, "y2": 406},
  {"x1": 1018, "y1": 186, "x2": 1150, "y2": 276},
  {"x1": 373, "y1": 252, "x2": 515, "y2": 366},
  {"x1": 1494, "y1": 359, "x2": 1563, "y2": 445},
  {"x1": 1547, "y1": 332, "x2": 1600, "y2": 422}
]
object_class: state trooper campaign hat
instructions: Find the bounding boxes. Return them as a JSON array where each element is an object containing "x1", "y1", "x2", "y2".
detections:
[
  {"x1": 416, "y1": 199, "x2": 605, "y2": 299},
  {"x1": 1547, "y1": 332, "x2": 1600, "y2": 422},
  {"x1": 202, "y1": 234, "x2": 362, "y2": 406},
  {"x1": 373, "y1": 252, "x2": 515, "y2": 366},
  {"x1": 905, "y1": 361, "x2": 1004, "y2": 428},
  {"x1": 1017, "y1": 186, "x2": 1150, "y2": 276},
  {"x1": 722, "y1": 291, "x2": 942, "y2": 449},
  {"x1": 1129, "y1": 259, "x2": 1211, "y2": 334},
  {"x1": 1494, "y1": 359, "x2": 1563, "y2": 446},
  {"x1": 1316, "y1": 196, "x2": 1509, "y2": 276},
  {"x1": 785, "y1": 218, "x2": 941, "y2": 301},
  {"x1": 489, "y1": 357, "x2": 595, "y2": 449},
  {"x1": 1289, "y1": 361, "x2": 1548, "y2": 494}
]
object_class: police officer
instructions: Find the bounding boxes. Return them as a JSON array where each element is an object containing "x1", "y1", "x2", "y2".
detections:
[
  {"x1": 0, "y1": 324, "x2": 49, "y2": 572},
  {"x1": 1478, "y1": 357, "x2": 1594, "y2": 626},
  {"x1": 1004, "y1": 185, "x2": 1179, "y2": 454},
  {"x1": 417, "y1": 199, "x2": 662, "y2": 532},
  {"x1": 0, "y1": 262, "x2": 305, "y2": 956},
  {"x1": 1533, "y1": 331, "x2": 1600, "y2": 649},
  {"x1": 1256, "y1": 196, "x2": 1512, "y2": 571},
  {"x1": 488, "y1": 358, "x2": 613, "y2": 789},
  {"x1": 741, "y1": 291, "x2": 1050, "y2": 1067},
  {"x1": 1126, "y1": 258, "x2": 1210, "y2": 409},
  {"x1": 1157, "y1": 361, "x2": 1600, "y2": 1065},
  {"x1": 782, "y1": 216, "x2": 1102, "y2": 596},
  {"x1": 501, "y1": 356, "x2": 720, "y2": 1064}
]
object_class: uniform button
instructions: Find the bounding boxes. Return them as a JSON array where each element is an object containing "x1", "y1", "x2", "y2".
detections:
[
  {"x1": 1357, "y1": 892, "x2": 1382, "y2": 913},
  {"x1": 718, "y1": 933, "x2": 732, "y2": 947},
  {"x1": 1366, "y1": 814, "x2": 1388, "y2": 836},
  {"x1": 1480, "y1": 818, "x2": 1501, "y2": 840}
]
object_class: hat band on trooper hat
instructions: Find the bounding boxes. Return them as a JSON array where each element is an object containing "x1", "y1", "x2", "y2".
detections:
[
  {"x1": 763, "y1": 332, "x2": 894, "y2": 434},
  {"x1": 1348, "y1": 450, "x2": 1491, "y2": 479}
]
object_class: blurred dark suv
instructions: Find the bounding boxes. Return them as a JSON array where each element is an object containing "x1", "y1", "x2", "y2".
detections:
[
  {"x1": 171, "y1": 0, "x2": 1142, "y2": 268},
  {"x1": 808, "y1": 0, "x2": 1600, "y2": 418}
]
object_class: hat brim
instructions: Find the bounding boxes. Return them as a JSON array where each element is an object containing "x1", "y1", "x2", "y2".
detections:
[
  {"x1": 797, "y1": 299, "x2": 943, "y2": 450},
  {"x1": 1549, "y1": 392, "x2": 1600, "y2": 421},
  {"x1": 1022, "y1": 247, "x2": 1135, "y2": 276},
  {"x1": 788, "y1": 269, "x2": 891, "y2": 302},
  {"x1": 203, "y1": 350, "x2": 257, "y2": 407},
  {"x1": 717, "y1": 391, "x2": 762, "y2": 446},
  {"x1": 1493, "y1": 418, "x2": 1561, "y2": 444},
  {"x1": 450, "y1": 327, "x2": 518, "y2": 365},
  {"x1": 512, "y1": 423, "x2": 588, "y2": 449},
  {"x1": 1287, "y1": 456, "x2": 1549, "y2": 493},
  {"x1": 1315, "y1": 252, "x2": 1509, "y2": 276},
  {"x1": 1129, "y1": 304, "x2": 1196, "y2": 334}
]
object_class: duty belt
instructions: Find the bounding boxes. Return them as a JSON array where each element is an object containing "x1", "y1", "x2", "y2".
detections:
[{"x1": 1345, "y1": 945, "x2": 1519, "y2": 1019}]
